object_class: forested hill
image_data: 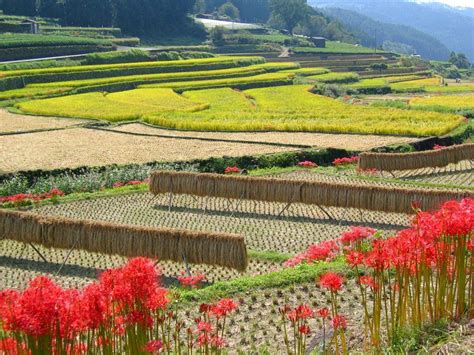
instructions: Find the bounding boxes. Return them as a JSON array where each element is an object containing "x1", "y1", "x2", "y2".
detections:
[
  {"x1": 321, "y1": 7, "x2": 451, "y2": 60},
  {"x1": 310, "y1": 0, "x2": 474, "y2": 61},
  {"x1": 0, "y1": 0, "x2": 204, "y2": 38}
]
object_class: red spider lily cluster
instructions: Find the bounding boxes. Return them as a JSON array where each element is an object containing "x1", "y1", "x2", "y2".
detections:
[
  {"x1": 433, "y1": 144, "x2": 447, "y2": 150},
  {"x1": 280, "y1": 273, "x2": 349, "y2": 354},
  {"x1": 283, "y1": 240, "x2": 339, "y2": 268},
  {"x1": 332, "y1": 156, "x2": 360, "y2": 166},
  {"x1": 0, "y1": 188, "x2": 64, "y2": 205},
  {"x1": 297, "y1": 161, "x2": 318, "y2": 168},
  {"x1": 0, "y1": 258, "x2": 237, "y2": 354},
  {"x1": 284, "y1": 198, "x2": 473, "y2": 351},
  {"x1": 224, "y1": 166, "x2": 240, "y2": 174},
  {"x1": 112, "y1": 180, "x2": 148, "y2": 188},
  {"x1": 177, "y1": 271, "x2": 206, "y2": 289}
]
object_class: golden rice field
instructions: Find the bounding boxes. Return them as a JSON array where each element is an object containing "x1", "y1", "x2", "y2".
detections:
[
  {"x1": 409, "y1": 94, "x2": 474, "y2": 111},
  {"x1": 391, "y1": 77, "x2": 474, "y2": 93},
  {"x1": 17, "y1": 85, "x2": 464, "y2": 136}
]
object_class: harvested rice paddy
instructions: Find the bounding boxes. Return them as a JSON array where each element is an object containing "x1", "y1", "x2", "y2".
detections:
[
  {"x1": 0, "y1": 109, "x2": 89, "y2": 133},
  {"x1": 108, "y1": 123, "x2": 420, "y2": 150},
  {"x1": 0, "y1": 128, "x2": 295, "y2": 173}
]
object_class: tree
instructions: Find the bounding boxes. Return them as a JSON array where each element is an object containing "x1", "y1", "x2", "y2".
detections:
[
  {"x1": 38, "y1": 0, "x2": 64, "y2": 18},
  {"x1": 2, "y1": 0, "x2": 37, "y2": 16},
  {"x1": 209, "y1": 26, "x2": 225, "y2": 46},
  {"x1": 218, "y1": 1, "x2": 239, "y2": 20},
  {"x1": 194, "y1": 0, "x2": 206, "y2": 14},
  {"x1": 268, "y1": 0, "x2": 308, "y2": 34},
  {"x1": 449, "y1": 52, "x2": 471, "y2": 69}
]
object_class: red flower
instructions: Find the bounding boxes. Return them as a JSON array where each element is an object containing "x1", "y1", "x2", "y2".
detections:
[
  {"x1": 197, "y1": 321, "x2": 213, "y2": 333},
  {"x1": 210, "y1": 335, "x2": 226, "y2": 349},
  {"x1": 177, "y1": 272, "x2": 206, "y2": 289},
  {"x1": 345, "y1": 251, "x2": 365, "y2": 268},
  {"x1": 359, "y1": 276, "x2": 378, "y2": 290},
  {"x1": 144, "y1": 340, "x2": 163, "y2": 353},
  {"x1": 340, "y1": 226, "x2": 376, "y2": 245},
  {"x1": 433, "y1": 144, "x2": 446, "y2": 150},
  {"x1": 317, "y1": 307, "x2": 329, "y2": 319},
  {"x1": 332, "y1": 315, "x2": 347, "y2": 330},
  {"x1": 210, "y1": 298, "x2": 237, "y2": 318},
  {"x1": 333, "y1": 156, "x2": 359, "y2": 166},
  {"x1": 298, "y1": 324, "x2": 311, "y2": 335},
  {"x1": 298, "y1": 161, "x2": 317, "y2": 168},
  {"x1": 319, "y1": 272, "x2": 343, "y2": 292},
  {"x1": 224, "y1": 166, "x2": 240, "y2": 174}
]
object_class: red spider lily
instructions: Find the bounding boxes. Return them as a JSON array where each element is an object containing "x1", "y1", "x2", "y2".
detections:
[
  {"x1": 0, "y1": 188, "x2": 64, "y2": 204},
  {"x1": 224, "y1": 166, "x2": 240, "y2": 174},
  {"x1": 297, "y1": 161, "x2": 318, "y2": 168},
  {"x1": 359, "y1": 276, "x2": 378, "y2": 290},
  {"x1": 332, "y1": 315, "x2": 347, "y2": 330},
  {"x1": 210, "y1": 298, "x2": 238, "y2": 318},
  {"x1": 113, "y1": 182, "x2": 124, "y2": 188},
  {"x1": 356, "y1": 167, "x2": 378, "y2": 175},
  {"x1": 144, "y1": 340, "x2": 163, "y2": 353},
  {"x1": 318, "y1": 272, "x2": 343, "y2": 292},
  {"x1": 287, "y1": 304, "x2": 313, "y2": 322},
  {"x1": 283, "y1": 240, "x2": 339, "y2": 267},
  {"x1": 197, "y1": 321, "x2": 213, "y2": 333},
  {"x1": 317, "y1": 308, "x2": 329, "y2": 319},
  {"x1": 433, "y1": 144, "x2": 446, "y2": 150},
  {"x1": 333, "y1": 156, "x2": 359, "y2": 166},
  {"x1": 177, "y1": 272, "x2": 206, "y2": 289},
  {"x1": 298, "y1": 324, "x2": 311, "y2": 335},
  {"x1": 345, "y1": 251, "x2": 365, "y2": 268},
  {"x1": 210, "y1": 335, "x2": 226, "y2": 349},
  {"x1": 340, "y1": 226, "x2": 376, "y2": 245}
]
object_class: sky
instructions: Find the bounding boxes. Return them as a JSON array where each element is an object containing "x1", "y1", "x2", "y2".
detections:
[{"x1": 415, "y1": 0, "x2": 474, "y2": 7}]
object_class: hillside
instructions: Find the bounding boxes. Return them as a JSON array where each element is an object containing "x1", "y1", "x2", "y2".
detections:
[
  {"x1": 310, "y1": 0, "x2": 474, "y2": 61},
  {"x1": 321, "y1": 7, "x2": 451, "y2": 60}
]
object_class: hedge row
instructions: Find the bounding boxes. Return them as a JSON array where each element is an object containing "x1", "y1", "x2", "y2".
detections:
[
  {"x1": 0, "y1": 34, "x2": 111, "y2": 49},
  {"x1": 110, "y1": 38, "x2": 141, "y2": 47},
  {"x1": 0, "y1": 45, "x2": 113, "y2": 61},
  {"x1": 0, "y1": 149, "x2": 351, "y2": 186}
]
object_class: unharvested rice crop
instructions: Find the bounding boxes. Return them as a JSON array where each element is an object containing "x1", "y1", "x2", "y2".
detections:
[
  {"x1": 391, "y1": 78, "x2": 474, "y2": 93},
  {"x1": 347, "y1": 75, "x2": 425, "y2": 89},
  {"x1": 280, "y1": 67, "x2": 330, "y2": 76},
  {"x1": 17, "y1": 89, "x2": 208, "y2": 121},
  {"x1": 146, "y1": 86, "x2": 464, "y2": 136},
  {"x1": 0, "y1": 209, "x2": 248, "y2": 270},
  {"x1": 409, "y1": 94, "x2": 474, "y2": 111},
  {"x1": 139, "y1": 73, "x2": 293, "y2": 91},
  {"x1": 0, "y1": 56, "x2": 264, "y2": 78},
  {"x1": 18, "y1": 85, "x2": 464, "y2": 136},
  {"x1": 0, "y1": 87, "x2": 72, "y2": 101},
  {"x1": 0, "y1": 128, "x2": 295, "y2": 173},
  {"x1": 25, "y1": 63, "x2": 296, "y2": 89},
  {"x1": 307, "y1": 72, "x2": 359, "y2": 83}
]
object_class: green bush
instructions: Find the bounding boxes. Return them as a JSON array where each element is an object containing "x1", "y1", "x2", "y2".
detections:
[
  {"x1": 0, "y1": 34, "x2": 111, "y2": 48},
  {"x1": 83, "y1": 50, "x2": 153, "y2": 65},
  {"x1": 155, "y1": 51, "x2": 181, "y2": 61},
  {"x1": 110, "y1": 38, "x2": 141, "y2": 47},
  {"x1": 0, "y1": 45, "x2": 113, "y2": 61}
]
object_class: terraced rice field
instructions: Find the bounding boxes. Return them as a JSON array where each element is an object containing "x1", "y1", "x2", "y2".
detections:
[
  {"x1": 0, "y1": 128, "x2": 295, "y2": 173},
  {"x1": 107, "y1": 123, "x2": 420, "y2": 150},
  {"x1": 0, "y1": 109, "x2": 89, "y2": 133},
  {"x1": 16, "y1": 85, "x2": 463, "y2": 136},
  {"x1": 0, "y1": 239, "x2": 281, "y2": 289}
]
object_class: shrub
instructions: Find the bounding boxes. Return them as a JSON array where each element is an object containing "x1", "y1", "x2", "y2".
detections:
[{"x1": 83, "y1": 49, "x2": 152, "y2": 65}]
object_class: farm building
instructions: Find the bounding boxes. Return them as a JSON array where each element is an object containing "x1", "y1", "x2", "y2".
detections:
[{"x1": 310, "y1": 36, "x2": 326, "y2": 48}]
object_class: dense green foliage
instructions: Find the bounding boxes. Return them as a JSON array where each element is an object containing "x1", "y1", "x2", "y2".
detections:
[
  {"x1": 309, "y1": 0, "x2": 474, "y2": 61},
  {"x1": 1, "y1": 0, "x2": 204, "y2": 38},
  {"x1": 321, "y1": 7, "x2": 451, "y2": 60}
]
